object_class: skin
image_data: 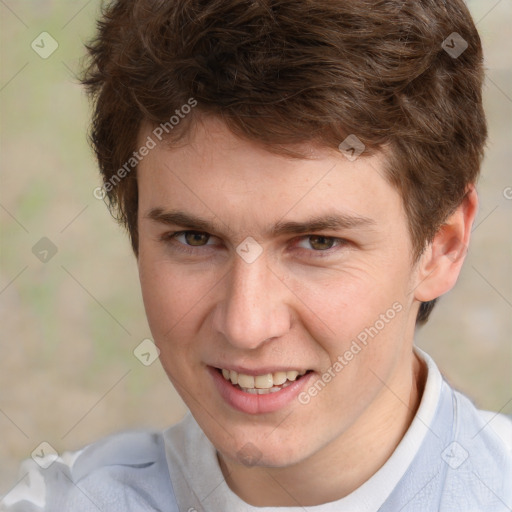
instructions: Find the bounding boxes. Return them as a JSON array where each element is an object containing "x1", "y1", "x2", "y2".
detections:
[{"x1": 136, "y1": 115, "x2": 478, "y2": 506}]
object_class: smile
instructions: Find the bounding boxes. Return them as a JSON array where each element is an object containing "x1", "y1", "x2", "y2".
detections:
[
  {"x1": 210, "y1": 366, "x2": 314, "y2": 414},
  {"x1": 218, "y1": 368, "x2": 309, "y2": 394}
]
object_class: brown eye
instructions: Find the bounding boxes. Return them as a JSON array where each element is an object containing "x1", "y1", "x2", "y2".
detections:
[
  {"x1": 184, "y1": 231, "x2": 211, "y2": 246},
  {"x1": 308, "y1": 235, "x2": 336, "y2": 250}
]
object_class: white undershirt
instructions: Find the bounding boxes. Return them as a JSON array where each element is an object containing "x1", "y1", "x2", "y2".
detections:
[{"x1": 163, "y1": 347, "x2": 443, "y2": 512}]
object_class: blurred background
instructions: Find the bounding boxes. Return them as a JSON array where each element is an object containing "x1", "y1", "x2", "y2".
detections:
[{"x1": 1, "y1": 0, "x2": 511, "y2": 495}]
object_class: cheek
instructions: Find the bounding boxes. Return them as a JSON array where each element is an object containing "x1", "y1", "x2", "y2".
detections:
[
  {"x1": 288, "y1": 263, "x2": 405, "y2": 338},
  {"x1": 288, "y1": 264, "x2": 411, "y2": 391},
  {"x1": 296, "y1": 281, "x2": 409, "y2": 427},
  {"x1": 138, "y1": 251, "x2": 206, "y2": 343}
]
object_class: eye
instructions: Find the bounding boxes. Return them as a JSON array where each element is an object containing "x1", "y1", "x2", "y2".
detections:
[
  {"x1": 296, "y1": 235, "x2": 347, "y2": 252},
  {"x1": 163, "y1": 230, "x2": 219, "y2": 250},
  {"x1": 177, "y1": 230, "x2": 212, "y2": 246}
]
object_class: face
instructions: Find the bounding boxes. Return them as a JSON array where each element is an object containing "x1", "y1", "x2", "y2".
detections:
[{"x1": 137, "y1": 116, "x2": 421, "y2": 468}]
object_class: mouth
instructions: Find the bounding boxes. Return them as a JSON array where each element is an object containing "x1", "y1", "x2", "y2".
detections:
[{"x1": 216, "y1": 367, "x2": 313, "y2": 395}]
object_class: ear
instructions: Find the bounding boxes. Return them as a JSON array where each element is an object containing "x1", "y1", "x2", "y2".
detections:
[{"x1": 413, "y1": 185, "x2": 478, "y2": 303}]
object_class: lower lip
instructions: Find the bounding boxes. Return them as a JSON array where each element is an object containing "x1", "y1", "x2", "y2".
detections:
[{"x1": 208, "y1": 366, "x2": 314, "y2": 415}]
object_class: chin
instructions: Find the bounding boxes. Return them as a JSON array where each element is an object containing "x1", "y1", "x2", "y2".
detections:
[{"x1": 219, "y1": 429, "x2": 312, "y2": 468}]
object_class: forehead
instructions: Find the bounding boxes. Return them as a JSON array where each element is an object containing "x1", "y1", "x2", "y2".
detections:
[{"x1": 136, "y1": 116, "x2": 404, "y2": 236}]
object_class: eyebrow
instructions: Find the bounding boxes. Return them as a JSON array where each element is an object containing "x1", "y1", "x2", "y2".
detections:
[{"x1": 145, "y1": 208, "x2": 376, "y2": 237}]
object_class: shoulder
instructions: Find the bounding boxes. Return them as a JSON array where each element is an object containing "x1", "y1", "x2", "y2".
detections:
[
  {"x1": 452, "y1": 387, "x2": 512, "y2": 455},
  {"x1": 410, "y1": 350, "x2": 512, "y2": 510},
  {"x1": 418, "y1": 348, "x2": 512, "y2": 455},
  {"x1": 438, "y1": 386, "x2": 512, "y2": 510},
  {"x1": 1, "y1": 430, "x2": 178, "y2": 512},
  {"x1": 474, "y1": 407, "x2": 512, "y2": 452}
]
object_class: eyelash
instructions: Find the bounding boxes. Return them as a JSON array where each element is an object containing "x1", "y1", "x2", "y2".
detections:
[{"x1": 161, "y1": 230, "x2": 348, "y2": 257}]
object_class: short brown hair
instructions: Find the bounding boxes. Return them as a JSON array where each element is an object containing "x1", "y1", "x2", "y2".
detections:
[{"x1": 81, "y1": 0, "x2": 487, "y2": 325}]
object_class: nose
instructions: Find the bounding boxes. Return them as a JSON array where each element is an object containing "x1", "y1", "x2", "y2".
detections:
[{"x1": 212, "y1": 254, "x2": 291, "y2": 350}]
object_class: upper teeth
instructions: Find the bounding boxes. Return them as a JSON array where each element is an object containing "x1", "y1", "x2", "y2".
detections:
[{"x1": 221, "y1": 368, "x2": 307, "y2": 389}]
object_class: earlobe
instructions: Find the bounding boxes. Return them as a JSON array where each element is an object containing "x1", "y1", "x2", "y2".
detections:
[{"x1": 413, "y1": 185, "x2": 479, "y2": 303}]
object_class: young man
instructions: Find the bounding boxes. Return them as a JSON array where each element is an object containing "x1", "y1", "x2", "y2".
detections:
[{"x1": 3, "y1": 0, "x2": 511, "y2": 511}]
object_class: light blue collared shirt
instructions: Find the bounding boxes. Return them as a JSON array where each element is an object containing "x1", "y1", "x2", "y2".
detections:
[{"x1": 2, "y1": 350, "x2": 511, "y2": 511}]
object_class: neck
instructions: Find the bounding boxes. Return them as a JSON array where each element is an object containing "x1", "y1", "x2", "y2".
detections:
[{"x1": 218, "y1": 351, "x2": 427, "y2": 507}]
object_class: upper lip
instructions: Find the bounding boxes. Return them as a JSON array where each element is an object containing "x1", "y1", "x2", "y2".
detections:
[{"x1": 210, "y1": 364, "x2": 311, "y2": 375}]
